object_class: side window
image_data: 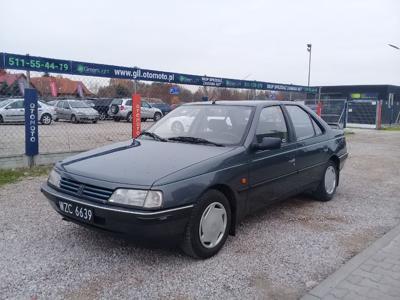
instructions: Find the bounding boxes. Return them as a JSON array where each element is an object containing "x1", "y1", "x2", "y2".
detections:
[
  {"x1": 126, "y1": 100, "x2": 132, "y2": 106},
  {"x1": 56, "y1": 101, "x2": 63, "y2": 108},
  {"x1": 8, "y1": 101, "x2": 23, "y2": 109},
  {"x1": 311, "y1": 118, "x2": 323, "y2": 135},
  {"x1": 285, "y1": 105, "x2": 315, "y2": 140},
  {"x1": 141, "y1": 101, "x2": 150, "y2": 108},
  {"x1": 63, "y1": 102, "x2": 70, "y2": 109},
  {"x1": 256, "y1": 106, "x2": 288, "y2": 143}
]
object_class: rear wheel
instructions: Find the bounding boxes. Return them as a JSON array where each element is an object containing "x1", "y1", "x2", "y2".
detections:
[
  {"x1": 127, "y1": 112, "x2": 132, "y2": 122},
  {"x1": 153, "y1": 112, "x2": 162, "y2": 122},
  {"x1": 71, "y1": 115, "x2": 78, "y2": 124},
  {"x1": 180, "y1": 190, "x2": 231, "y2": 259},
  {"x1": 313, "y1": 161, "x2": 338, "y2": 201},
  {"x1": 113, "y1": 117, "x2": 121, "y2": 122},
  {"x1": 40, "y1": 113, "x2": 52, "y2": 125},
  {"x1": 92, "y1": 119, "x2": 98, "y2": 124}
]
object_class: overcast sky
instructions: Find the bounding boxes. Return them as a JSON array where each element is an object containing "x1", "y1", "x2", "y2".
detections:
[{"x1": 1, "y1": 0, "x2": 399, "y2": 87}]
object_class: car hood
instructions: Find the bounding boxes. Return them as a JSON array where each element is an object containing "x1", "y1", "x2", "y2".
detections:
[{"x1": 59, "y1": 139, "x2": 233, "y2": 187}]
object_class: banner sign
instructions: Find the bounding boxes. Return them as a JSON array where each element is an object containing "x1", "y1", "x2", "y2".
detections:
[
  {"x1": 132, "y1": 94, "x2": 141, "y2": 138},
  {"x1": 1, "y1": 52, "x2": 318, "y2": 93},
  {"x1": 24, "y1": 88, "x2": 39, "y2": 156}
]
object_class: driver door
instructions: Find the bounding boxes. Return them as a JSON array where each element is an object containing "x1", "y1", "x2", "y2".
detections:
[{"x1": 248, "y1": 105, "x2": 297, "y2": 211}]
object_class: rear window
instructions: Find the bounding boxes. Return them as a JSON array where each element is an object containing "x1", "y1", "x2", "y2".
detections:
[
  {"x1": 286, "y1": 105, "x2": 315, "y2": 141},
  {"x1": 111, "y1": 99, "x2": 123, "y2": 105}
]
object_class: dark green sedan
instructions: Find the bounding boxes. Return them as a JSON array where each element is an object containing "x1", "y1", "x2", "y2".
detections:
[{"x1": 41, "y1": 100, "x2": 348, "y2": 258}]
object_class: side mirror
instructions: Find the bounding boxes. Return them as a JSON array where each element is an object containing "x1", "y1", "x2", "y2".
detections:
[{"x1": 251, "y1": 137, "x2": 281, "y2": 151}]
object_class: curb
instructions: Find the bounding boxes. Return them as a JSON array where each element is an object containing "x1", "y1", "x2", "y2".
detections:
[{"x1": 301, "y1": 222, "x2": 400, "y2": 299}]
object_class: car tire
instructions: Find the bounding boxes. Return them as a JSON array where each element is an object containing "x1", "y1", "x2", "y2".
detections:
[
  {"x1": 54, "y1": 118, "x2": 59, "y2": 122},
  {"x1": 313, "y1": 161, "x2": 338, "y2": 202},
  {"x1": 113, "y1": 117, "x2": 121, "y2": 122},
  {"x1": 92, "y1": 119, "x2": 98, "y2": 124},
  {"x1": 153, "y1": 112, "x2": 162, "y2": 122},
  {"x1": 99, "y1": 112, "x2": 106, "y2": 120},
  {"x1": 0, "y1": 115, "x2": 3, "y2": 123},
  {"x1": 40, "y1": 113, "x2": 52, "y2": 125},
  {"x1": 71, "y1": 115, "x2": 78, "y2": 124},
  {"x1": 127, "y1": 112, "x2": 132, "y2": 123},
  {"x1": 180, "y1": 189, "x2": 231, "y2": 259}
]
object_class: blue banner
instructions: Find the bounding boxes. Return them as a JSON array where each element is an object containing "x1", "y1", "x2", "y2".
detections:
[
  {"x1": 1, "y1": 52, "x2": 318, "y2": 93},
  {"x1": 24, "y1": 89, "x2": 39, "y2": 156}
]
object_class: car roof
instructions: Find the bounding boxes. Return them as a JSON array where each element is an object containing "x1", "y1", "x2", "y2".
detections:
[{"x1": 183, "y1": 100, "x2": 300, "y2": 107}]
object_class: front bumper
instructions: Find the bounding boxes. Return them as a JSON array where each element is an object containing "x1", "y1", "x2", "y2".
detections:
[
  {"x1": 76, "y1": 115, "x2": 99, "y2": 121},
  {"x1": 41, "y1": 183, "x2": 193, "y2": 241}
]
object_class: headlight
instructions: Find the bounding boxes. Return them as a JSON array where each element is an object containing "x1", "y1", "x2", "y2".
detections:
[
  {"x1": 109, "y1": 189, "x2": 163, "y2": 208},
  {"x1": 48, "y1": 169, "x2": 61, "y2": 187}
]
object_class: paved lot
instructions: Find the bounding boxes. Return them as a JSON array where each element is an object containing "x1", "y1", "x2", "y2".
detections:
[
  {"x1": 0, "y1": 129, "x2": 399, "y2": 299},
  {"x1": 302, "y1": 223, "x2": 400, "y2": 300},
  {"x1": 0, "y1": 120, "x2": 153, "y2": 157}
]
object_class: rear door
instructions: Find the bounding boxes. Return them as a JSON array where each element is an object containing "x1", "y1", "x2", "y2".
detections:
[
  {"x1": 55, "y1": 101, "x2": 64, "y2": 119},
  {"x1": 248, "y1": 105, "x2": 297, "y2": 211},
  {"x1": 284, "y1": 105, "x2": 328, "y2": 190}
]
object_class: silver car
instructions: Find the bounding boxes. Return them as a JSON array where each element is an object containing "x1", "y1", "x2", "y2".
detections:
[
  {"x1": 0, "y1": 98, "x2": 56, "y2": 125},
  {"x1": 54, "y1": 100, "x2": 99, "y2": 123},
  {"x1": 108, "y1": 98, "x2": 163, "y2": 122}
]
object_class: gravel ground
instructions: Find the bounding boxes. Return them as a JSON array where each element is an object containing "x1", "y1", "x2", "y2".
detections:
[{"x1": 1, "y1": 129, "x2": 399, "y2": 299}]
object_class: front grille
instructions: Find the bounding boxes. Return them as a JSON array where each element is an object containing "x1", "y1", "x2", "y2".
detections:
[{"x1": 59, "y1": 177, "x2": 113, "y2": 203}]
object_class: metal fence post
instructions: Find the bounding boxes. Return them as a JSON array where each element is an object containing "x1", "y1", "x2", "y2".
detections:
[
  {"x1": 24, "y1": 88, "x2": 39, "y2": 167},
  {"x1": 343, "y1": 100, "x2": 348, "y2": 128}
]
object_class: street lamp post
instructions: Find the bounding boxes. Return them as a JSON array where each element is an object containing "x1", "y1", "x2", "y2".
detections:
[{"x1": 307, "y1": 44, "x2": 312, "y2": 87}]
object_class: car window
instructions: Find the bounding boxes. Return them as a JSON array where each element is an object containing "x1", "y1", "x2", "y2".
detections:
[
  {"x1": 256, "y1": 106, "x2": 288, "y2": 143},
  {"x1": 7, "y1": 100, "x2": 24, "y2": 109},
  {"x1": 149, "y1": 105, "x2": 254, "y2": 146},
  {"x1": 126, "y1": 100, "x2": 132, "y2": 106},
  {"x1": 311, "y1": 118, "x2": 323, "y2": 135},
  {"x1": 111, "y1": 99, "x2": 123, "y2": 105},
  {"x1": 286, "y1": 105, "x2": 315, "y2": 140},
  {"x1": 141, "y1": 101, "x2": 150, "y2": 108},
  {"x1": 63, "y1": 102, "x2": 70, "y2": 109},
  {"x1": 56, "y1": 101, "x2": 63, "y2": 108}
]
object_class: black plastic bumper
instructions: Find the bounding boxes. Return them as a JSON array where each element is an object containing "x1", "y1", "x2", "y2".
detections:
[{"x1": 41, "y1": 183, "x2": 193, "y2": 241}]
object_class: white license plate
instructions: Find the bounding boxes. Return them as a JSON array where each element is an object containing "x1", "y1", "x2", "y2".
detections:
[{"x1": 59, "y1": 200, "x2": 93, "y2": 223}]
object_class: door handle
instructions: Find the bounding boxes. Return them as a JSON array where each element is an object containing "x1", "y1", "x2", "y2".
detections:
[{"x1": 288, "y1": 158, "x2": 296, "y2": 165}]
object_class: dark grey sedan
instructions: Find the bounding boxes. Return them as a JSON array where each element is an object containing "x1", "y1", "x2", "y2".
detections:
[{"x1": 41, "y1": 100, "x2": 348, "y2": 258}]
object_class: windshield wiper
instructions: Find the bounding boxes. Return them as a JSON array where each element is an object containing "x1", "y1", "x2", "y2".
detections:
[
  {"x1": 168, "y1": 136, "x2": 224, "y2": 147},
  {"x1": 139, "y1": 131, "x2": 167, "y2": 142}
]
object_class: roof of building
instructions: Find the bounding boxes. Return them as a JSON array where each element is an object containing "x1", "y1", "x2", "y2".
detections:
[{"x1": 30, "y1": 77, "x2": 93, "y2": 96}]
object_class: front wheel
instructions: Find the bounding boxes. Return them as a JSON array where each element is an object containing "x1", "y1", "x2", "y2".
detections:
[
  {"x1": 313, "y1": 161, "x2": 338, "y2": 202},
  {"x1": 40, "y1": 113, "x2": 52, "y2": 125},
  {"x1": 71, "y1": 115, "x2": 78, "y2": 124},
  {"x1": 180, "y1": 190, "x2": 231, "y2": 259}
]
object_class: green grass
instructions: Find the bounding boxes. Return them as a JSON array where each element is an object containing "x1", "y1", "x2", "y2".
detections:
[{"x1": 0, "y1": 165, "x2": 52, "y2": 187}]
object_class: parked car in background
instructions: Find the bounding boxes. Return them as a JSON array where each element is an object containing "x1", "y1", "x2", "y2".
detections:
[
  {"x1": 0, "y1": 98, "x2": 55, "y2": 125},
  {"x1": 54, "y1": 100, "x2": 99, "y2": 123},
  {"x1": 108, "y1": 98, "x2": 163, "y2": 122},
  {"x1": 83, "y1": 98, "x2": 114, "y2": 120},
  {"x1": 149, "y1": 102, "x2": 172, "y2": 115},
  {"x1": 42, "y1": 100, "x2": 348, "y2": 258}
]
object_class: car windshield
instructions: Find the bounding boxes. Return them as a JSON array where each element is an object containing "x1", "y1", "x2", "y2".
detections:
[
  {"x1": 145, "y1": 104, "x2": 254, "y2": 146},
  {"x1": 69, "y1": 101, "x2": 91, "y2": 108}
]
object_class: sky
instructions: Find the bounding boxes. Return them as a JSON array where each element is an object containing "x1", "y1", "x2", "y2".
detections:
[{"x1": 1, "y1": 0, "x2": 399, "y2": 87}]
